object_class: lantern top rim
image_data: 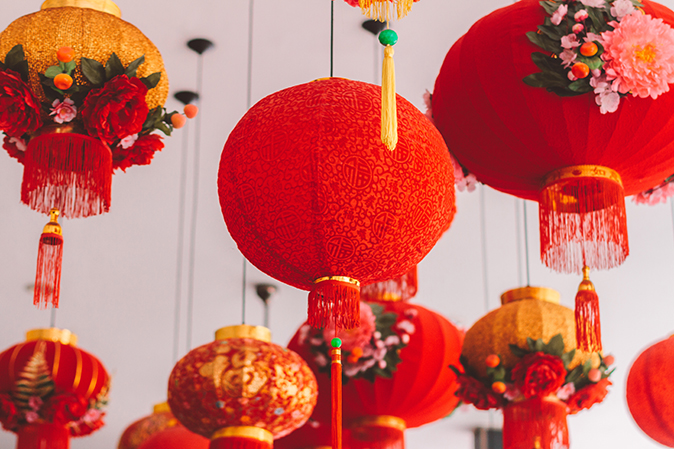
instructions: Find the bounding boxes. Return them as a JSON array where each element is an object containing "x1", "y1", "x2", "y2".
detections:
[
  {"x1": 352, "y1": 415, "x2": 406, "y2": 431},
  {"x1": 212, "y1": 426, "x2": 273, "y2": 444},
  {"x1": 26, "y1": 327, "x2": 78, "y2": 346},
  {"x1": 500, "y1": 286, "x2": 560, "y2": 305},
  {"x1": 41, "y1": 0, "x2": 122, "y2": 18},
  {"x1": 153, "y1": 402, "x2": 170, "y2": 414},
  {"x1": 214, "y1": 324, "x2": 271, "y2": 343}
]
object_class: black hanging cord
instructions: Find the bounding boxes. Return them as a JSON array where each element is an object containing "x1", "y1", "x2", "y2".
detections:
[{"x1": 330, "y1": 0, "x2": 335, "y2": 77}]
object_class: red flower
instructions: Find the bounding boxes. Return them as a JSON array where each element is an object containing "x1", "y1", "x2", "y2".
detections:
[
  {"x1": 0, "y1": 394, "x2": 19, "y2": 432},
  {"x1": 455, "y1": 374, "x2": 504, "y2": 410},
  {"x1": 567, "y1": 378, "x2": 612, "y2": 414},
  {"x1": 81, "y1": 74, "x2": 149, "y2": 145},
  {"x1": 511, "y1": 352, "x2": 566, "y2": 398},
  {"x1": 112, "y1": 133, "x2": 164, "y2": 171},
  {"x1": 42, "y1": 394, "x2": 88, "y2": 425},
  {"x1": 0, "y1": 69, "x2": 42, "y2": 138},
  {"x1": 2, "y1": 135, "x2": 26, "y2": 163}
]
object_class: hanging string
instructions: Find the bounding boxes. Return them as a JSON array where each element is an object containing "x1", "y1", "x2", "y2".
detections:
[
  {"x1": 330, "y1": 0, "x2": 335, "y2": 77},
  {"x1": 479, "y1": 185, "x2": 490, "y2": 313},
  {"x1": 515, "y1": 198, "x2": 524, "y2": 286},
  {"x1": 49, "y1": 308, "x2": 56, "y2": 328},
  {"x1": 523, "y1": 200, "x2": 532, "y2": 286}
]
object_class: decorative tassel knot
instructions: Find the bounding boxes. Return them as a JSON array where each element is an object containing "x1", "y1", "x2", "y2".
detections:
[
  {"x1": 34, "y1": 208, "x2": 64, "y2": 309},
  {"x1": 308, "y1": 276, "x2": 361, "y2": 330},
  {"x1": 574, "y1": 266, "x2": 602, "y2": 353}
]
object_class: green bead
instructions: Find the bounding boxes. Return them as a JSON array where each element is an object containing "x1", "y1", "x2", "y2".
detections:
[
  {"x1": 331, "y1": 337, "x2": 342, "y2": 348},
  {"x1": 379, "y1": 29, "x2": 398, "y2": 47}
]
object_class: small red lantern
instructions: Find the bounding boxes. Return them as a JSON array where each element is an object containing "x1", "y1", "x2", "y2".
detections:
[
  {"x1": 168, "y1": 325, "x2": 318, "y2": 449},
  {"x1": 137, "y1": 426, "x2": 209, "y2": 449},
  {"x1": 118, "y1": 402, "x2": 179, "y2": 449},
  {"x1": 218, "y1": 78, "x2": 454, "y2": 330},
  {"x1": 627, "y1": 335, "x2": 674, "y2": 447},
  {"x1": 0, "y1": 328, "x2": 110, "y2": 449}
]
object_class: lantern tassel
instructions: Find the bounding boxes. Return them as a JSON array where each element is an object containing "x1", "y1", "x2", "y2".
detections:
[
  {"x1": 502, "y1": 396, "x2": 569, "y2": 449},
  {"x1": 358, "y1": 0, "x2": 413, "y2": 22},
  {"x1": 34, "y1": 208, "x2": 64, "y2": 309},
  {"x1": 331, "y1": 343, "x2": 343, "y2": 449},
  {"x1": 308, "y1": 277, "x2": 360, "y2": 329},
  {"x1": 574, "y1": 266, "x2": 602, "y2": 353},
  {"x1": 381, "y1": 45, "x2": 398, "y2": 151}
]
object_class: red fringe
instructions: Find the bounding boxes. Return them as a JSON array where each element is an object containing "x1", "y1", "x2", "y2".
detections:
[
  {"x1": 350, "y1": 423, "x2": 405, "y2": 449},
  {"x1": 21, "y1": 133, "x2": 112, "y2": 219},
  {"x1": 17, "y1": 423, "x2": 70, "y2": 449},
  {"x1": 575, "y1": 289, "x2": 602, "y2": 353},
  {"x1": 539, "y1": 176, "x2": 628, "y2": 274},
  {"x1": 503, "y1": 396, "x2": 568, "y2": 449},
  {"x1": 308, "y1": 280, "x2": 360, "y2": 329},
  {"x1": 34, "y1": 232, "x2": 64, "y2": 309},
  {"x1": 361, "y1": 266, "x2": 418, "y2": 302},
  {"x1": 210, "y1": 436, "x2": 272, "y2": 449},
  {"x1": 332, "y1": 350, "x2": 343, "y2": 449}
]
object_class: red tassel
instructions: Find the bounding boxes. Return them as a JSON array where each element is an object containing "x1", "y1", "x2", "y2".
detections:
[
  {"x1": 332, "y1": 345, "x2": 343, "y2": 449},
  {"x1": 308, "y1": 277, "x2": 360, "y2": 329},
  {"x1": 34, "y1": 209, "x2": 64, "y2": 309},
  {"x1": 350, "y1": 417, "x2": 406, "y2": 449},
  {"x1": 17, "y1": 423, "x2": 70, "y2": 449},
  {"x1": 502, "y1": 396, "x2": 568, "y2": 449},
  {"x1": 360, "y1": 265, "x2": 418, "y2": 302},
  {"x1": 22, "y1": 132, "x2": 113, "y2": 219},
  {"x1": 539, "y1": 167, "x2": 628, "y2": 274},
  {"x1": 210, "y1": 436, "x2": 272, "y2": 449},
  {"x1": 575, "y1": 266, "x2": 602, "y2": 353}
]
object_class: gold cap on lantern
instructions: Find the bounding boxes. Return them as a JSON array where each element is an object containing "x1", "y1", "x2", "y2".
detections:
[
  {"x1": 41, "y1": 0, "x2": 122, "y2": 18},
  {"x1": 42, "y1": 209, "x2": 63, "y2": 236},
  {"x1": 215, "y1": 325, "x2": 271, "y2": 343},
  {"x1": 352, "y1": 416, "x2": 407, "y2": 432},
  {"x1": 211, "y1": 426, "x2": 274, "y2": 444},
  {"x1": 501, "y1": 286, "x2": 560, "y2": 305},
  {"x1": 26, "y1": 327, "x2": 77, "y2": 346},
  {"x1": 153, "y1": 402, "x2": 171, "y2": 414}
]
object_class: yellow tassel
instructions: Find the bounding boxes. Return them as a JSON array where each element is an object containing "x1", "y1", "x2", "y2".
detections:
[
  {"x1": 381, "y1": 45, "x2": 397, "y2": 151},
  {"x1": 359, "y1": 0, "x2": 413, "y2": 22}
]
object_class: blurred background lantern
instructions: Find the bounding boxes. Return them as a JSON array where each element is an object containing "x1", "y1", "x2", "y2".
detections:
[
  {"x1": 118, "y1": 402, "x2": 180, "y2": 449},
  {"x1": 360, "y1": 266, "x2": 418, "y2": 303},
  {"x1": 137, "y1": 425, "x2": 209, "y2": 449},
  {"x1": 626, "y1": 335, "x2": 674, "y2": 447},
  {"x1": 167, "y1": 325, "x2": 318, "y2": 449},
  {"x1": 218, "y1": 77, "x2": 454, "y2": 330},
  {"x1": 275, "y1": 417, "x2": 347, "y2": 449},
  {"x1": 0, "y1": 328, "x2": 110, "y2": 449}
]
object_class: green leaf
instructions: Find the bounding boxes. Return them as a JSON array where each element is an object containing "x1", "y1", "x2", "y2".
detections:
[
  {"x1": 526, "y1": 31, "x2": 562, "y2": 54},
  {"x1": 587, "y1": 7, "x2": 610, "y2": 33},
  {"x1": 125, "y1": 55, "x2": 145, "y2": 78},
  {"x1": 568, "y1": 79, "x2": 593, "y2": 93},
  {"x1": 449, "y1": 365, "x2": 462, "y2": 376},
  {"x1": 538, "y1": 24, "x2": 564, "y2": 41},
  {"x1": 534, "y1": 338, "x2": 545, "y2": 352},
  {"x1": 492, "y1": 367, "x2": 506, "y2": 381},
  {"x1": 156, "y1": 121, "x2": 172, "y2": 136},
  {"x1": 105, "y1": 53, "x2": 125, "y2": 80},
  {"x1": 565, "y1": 366, "x2": 583, "y2": 384},
  {"x1": 81, "y1": 58, "x2": 106, "y2": 86},
  {"x1": 526, "y1": 337, "x2": 536, "y2": 351},
  {"x1": 523, "y1": 71, "x2": 569, "y2": 90},
  {"x1": 582, "y1": 359, "x2": 593, "y2": 376},
  {"x1": 12, "y1": 60, "x2": 29, "y2": 82},
  {"x1": 4, "y1": 44, "x2": 25, "y2": 69},
  {"x1": 545, "y1": 334, "x2": 565, "y2": 356},
  {"x1": 577, "y1": 54, "x2": 604, "y2": 71},
  {"x1": 509, "y1": 344, "x2": 529, "y2": 358},
  {"x1": 140, "y1": 72, "x2": 161, "y2": 89},
  {"x1": 560, "y1": 349, "x2": 577, "y2": 369},
  {"x1": 44, "y1": 66, "x2": 63, "y2": 79},
  {"x1": 539, "y1": 1, "x2": 559, "y2": 15},
  {"x1": 64, "y1": 60, "x2": 76, "y2": 75}
]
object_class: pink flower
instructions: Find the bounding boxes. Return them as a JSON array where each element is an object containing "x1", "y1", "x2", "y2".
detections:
[
  {"x1": 602, "y1": 12, "x2": 674, "y2": 99},
  {"x1": 81, "y1": 408, "x2": 102, "y2": 425},
  {"x1": 28, "y1": 396, "x2": 43, "y2": 411},
  {"x1": 575, "y1": 10, "x2": 589, "y2": 22},
  {"x1": 611, "y1": 0, "x2": 635, "y2": 20},
  {"x1": 568, "y1": 71, "x2": 578, "y2": 81},
  {"x1": 449, "y1": 152, "x2": 477, "y2": 192},
  {"x1": 580, "y1": 0, "x2": 605, "y2": 7},
  {"x1": 560, "y1": 49, "x2": 578, "y2": 68},
  {"x1": 324, "y1": 302, "x2": 376, "y2": 351},
  {"x1": 25, "y1": 411, "x2": 39, "y2": 423},
  {"x1": 556, "y1": 382, "x2": 576, "y2": 401},
  {"x1": 572, "y1": 23, "x2": 584, "y2": 34},
  {"x1": 297, "y1": 324, "x2": 311, "y2": 345},
  {"x1": 591, "y1": 74, "x2": 621, "y2": 113},
  {"x1": 503, "y1": 384, "x2": 522, "y2": 402},
  {"x1": 401, "y1": 334, "x2": 410, "y2": 344},
  {"x1": 315, "y1": 352, "x2": 328, "y2": 367},
  {"x1": 384, "y1": 335, "x2": 400, "y2": 346},
  {"x1": 373, "y1": 347, "x2": 387, "y2": 360},
  {"x1": 404, "y1": 308, "x2": 418, "y2": 319},
  {"x1": 561, "y1": 34, "x2": 580, "y2": 49},
  {"x1": 423, "y1": 90, "x2": 434, "y2": 124},
  {"x1": 585, "y1": 32, "x2": 603, "y2": 44},
  {"x1": 49, "y1": 98, "x2": 77, "y2": 124},
  {"x1": 397, "y1": 320, "x2": 415, "y2": 334},
  {"x1": 633, "y1": 180, "x2": 674, "y2": 204},
  {"x1": 378, "y1": 360, "x2": 387, "y2": 369},
  {"x1": 551, "y1": 4, "x2": 568, "y2": 26},
  {"x1": 118, "y1": 133, "x2": 138, "y2": 149}
]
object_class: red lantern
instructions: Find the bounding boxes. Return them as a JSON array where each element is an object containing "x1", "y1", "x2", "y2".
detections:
[
  {"x1": 432, "y1": 0, "x2": 674, "y2": 274},
  {"x1": 218, "y1": 78, "x2": 454, "y2": 330},
  {"x1": 137, "y1": 426, "x2": 209, "y2": 449},
  {"x1": 275, "y1": 418, "x2": 349, "y2": 449},
  {"x1": 167, "y1": 325, "x2": 318, "y2": 449},
  {"x1": 0, "y1": 328, "x2": 110, "y2": 449},
  {"x1": 118, "y1": 402, "x2": 179, "y2": 449},
  {"x1": 360, "y1": 266, "x2": 418, "y2": 303},
  {"x1": 627, "y1": 335, "x2": 674, "y2": 447}
]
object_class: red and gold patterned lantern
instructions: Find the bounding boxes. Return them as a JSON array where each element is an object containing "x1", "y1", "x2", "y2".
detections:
[
  {"x1": 627, "y1": 335, "x2": 674, "y2": 447},
  {"x1": 137, "y1": 426, "x2": 209, "y2": 449},
  {"x1": 118, "y1": 402, "x2": 180, "y2": 449},
  {"x1": 218, "y1": 78, "x2": 454, "y2": 330},
  {"x1": 0, "y1": 328, "x2": 110, "y2": 449},
  {"x1": 168, "y1": 325, "x2": 318, "y2": 449}
]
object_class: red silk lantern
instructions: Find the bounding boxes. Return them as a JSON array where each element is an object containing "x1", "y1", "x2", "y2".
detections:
[
  {"x1": 275, "y1": 418, "x2": 349, "y2": 449},
  {"x1": 0, "y1": 328, "x2": 110, "y2": 448},
  {"x1": 432, "y1": 0, "x2": 674, "y2": 275},
  {"x1": 626, "y1": 335, "x2": 674, "y2": 447},
  {"x1": 137, "y1": 426, "x2": 209, "y2": 449},
  {"x1": 360, "y1": 265, "x2": 418, "y2": 303},
  {"x1": 167, "y1": 325, "x2": 318, "y2": 449},
  {"x1": 118, "y1": 402, "x2": 179, "y2": 449},
  {"x1": 218, "y1": 78, "x2": 454, "y2": 330}
]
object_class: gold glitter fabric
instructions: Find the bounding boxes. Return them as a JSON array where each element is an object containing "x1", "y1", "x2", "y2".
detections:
[
  {"x1": 462, "y1": 297, "x2": 600, "y2": 378},
  {"x1": 0, "y1": 6, "x2": 168, "y2": 109}
]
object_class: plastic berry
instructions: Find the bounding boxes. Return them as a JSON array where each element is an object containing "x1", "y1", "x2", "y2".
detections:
[
  {"x1": 54, "y1": 73, "x2": 73, "y2": 90},
  {"x1": 331, "y1": 337, "x2": 342, "y2": 348},
  {"x1": 588, "y1": 368, "x2": 602, "y2": 383},
  {"x1": 571, "y1": 62, "x2": 590, "y2": 79},
  {"x1": 580, "y1": 42, "x2": 598, "y2": 57},
  {"x1": 572, "y1": 24, "x2": 584, "y2": 35},
  {"x1": 492, "y1": 381, "x2": 507, "y2": 394},
  {"x1": 57, "y1": 47, "x2": 74, "y2": 63},
  {"x1": 485, "y1": 354, "x2": 500, "y2": 368},
  {"x1": 171, "y1": 114, "x2": 187, "y2": 129},
  {"x1": 379, "y1": 29, "x2": 398, "y2": 47},
  {"x1": 351, "y1": 347, "x2": 363, "y2": 358},
  {"x1": 184, "y1": 104, "x2": 199, "y2": 119},
  {"x1": 603, "y1": 355, "x2": 615, "y2": 366}
]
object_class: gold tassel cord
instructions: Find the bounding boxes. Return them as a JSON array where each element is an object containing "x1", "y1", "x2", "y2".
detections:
[
  {"x1": 358, "y1": 0, "x2": 413, "y2": 22},
  {"x1": 381, "y1": 45, "x2": 398, "y2": 151}
]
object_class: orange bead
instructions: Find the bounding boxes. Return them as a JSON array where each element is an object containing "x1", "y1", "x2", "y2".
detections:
[
  {"x1": 492, "y1": 381, "x2": 507, "y2": 394},
  {"x1": 571, "y1": 62, "x2": 590, "y2": 79},
  {"x1": 53, "y1": 73, "x2": 73, "y2": 90},
  {"x1": 172, "y1": 114, "x2": 187, "y2": 129},
  {"x1": 580, "y1": 42, "x2": 598, "y2": 57},
  {"x1": 485, "y1": 354, "x2": 500, "y2": 368},
  {"x1": 184, "y1": 104, "x2": 199, "y2": 119},
  {"x1": 57, "y1": 46, "x2": 74, "y2": 63},
  {"x1": 588, "y1": 368, "x2": 602, "y2": 383},
  {"x1": 351, "y1": 346, "x2": 363, "y2": 358},
  {"x1": 603, "y1": 355, "x2": 615, "y2": 366},
  {"x1": 346, "y1": 355, "x2": 359, "y2": 364}
]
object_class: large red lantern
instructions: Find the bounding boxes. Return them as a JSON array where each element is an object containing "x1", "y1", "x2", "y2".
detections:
[
  {"x1": 118, "y1": 402, "x2": 179, "y2": 449},
  {"x1": 0, "y1": 328, "x2": 110, "y2": 449},
  {"x1": 167, "y1": 325, "x2": 318, "y2": 449},
  {"x1": 626, "y1": 335, "x2": 674, "y2": 447},
  {"x1": 218, "y1": 78, "x2": 454, "y2": 330},
  {"x1": 137, "y1": 426, "x2": 209, "y2": 449}
]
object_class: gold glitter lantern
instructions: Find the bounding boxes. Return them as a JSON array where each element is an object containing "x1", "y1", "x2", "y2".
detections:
[{"x1": 462, "y1": 286, "x2": 600, "y2": 378}]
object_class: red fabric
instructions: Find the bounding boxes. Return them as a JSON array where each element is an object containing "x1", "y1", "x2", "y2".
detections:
[
  {"x1": 288, "y1": 301, "x2": 463, "y2": 429},
  {"x1": 17, "y1": 423, "x2": 70, "y2": 449},
  {"x1": 511, "y1": 353, "x2": 566, "y2": 399},
  {"x1": 349, "y1": 424, "x2": 404, "y2": 449},
  {"x1": 168, "y1": 338, "x2": 317, "y2": 439},
  {"x1": 275, "y1": 419, "x2": 344, "y2": 449},
  {"x1": 210, "y1": 436, "x2": 272, "y2": 449},
  {"x1": 118, "y1": 410, "x2": 178, "y2": 449},
  {"x1": 34, "y1": 232, "x2": 63, "y2": 309},
  {"x1": 0, "y1": 69, "x2": 42, "y2": 138},
  {"x1": 502, "y1": 397, "x2": 568, "y2": 449},
  {"x1": 218, "y1": 78, "x2": 455, "y2": 328},
  {"x1": 360, "y1": 266, "x2": 418, "y2": 303},
  {"x1": 627, "y1": 337, "x2": 674, "y2": 446},
  {"x1": 136, "y1": 426, "x2": 208, "y2": 449},
  {"x1": 432, "y1": 0, "x2": 674, "y2": 200}
]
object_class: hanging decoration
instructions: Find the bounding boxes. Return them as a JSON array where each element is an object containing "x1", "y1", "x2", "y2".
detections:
[
  {"x1": 34, "y1": 209, "x2": 63, "y2": 309},
  {"x1": 118, "y1": 403, "x2": 180, "y2": 449},
  {"x1": 0, "y1": 328, "x2": 110, "y2": 448},
  {"x1": 218, "y1": 77, "x2": 454, "y2": 330},
  {"x1": 275, "y1": 417, "x2": 350, "y2": 449},
  {"x1": 459, "y1": 287, "x2": 611, "y2": 449},
  {"x1": 137, "y1": 426, "x2": 209, "y2": 449},
  {"x1": 633, "y1": 174, "x2": 674, "y2": 205},
  {"x1": 360, "y1": 265, "x2": 418, "y2": 303},
  {"x1": 167, "y1": 325, "x2": 318, "y2": 449},
  {"x1": 626, "y1": 335, "x2": 674, "y2": 447},
  {"x1": 432, "y1": 0, "x2": 674, "y2": 276}
]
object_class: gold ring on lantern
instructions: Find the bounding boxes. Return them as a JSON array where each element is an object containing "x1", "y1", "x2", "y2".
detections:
[
  {"x1": 542, "y1": 165, "x2": 623, "y2": 187},
  {"x1": 153, "y1": 402, "x2": 171, "y2": 414},
  {"x1": 211, "y1": 426, "x2": 273, "y2": 444},
  {"x1": 41, "y1": 0, "x2": 122, "y2": 17},
  {"x1": 26, "y1": 328, "x2": 78, "y2": 346},
  {"x1": 313, "y1": 276, "x2": 361, "y2": 287},
  {"x1": 352, "y1": 415, "x2": 407, "y2": 432},
  {"x1": 500, "y1": 286, "x2": 560, "y2": 306},
  {"x1": 377, "y1": 292, "x2": 403, "y2": 302},
  {"x1": 215, "y1": 325, "x2": 271, "y2": 343}
]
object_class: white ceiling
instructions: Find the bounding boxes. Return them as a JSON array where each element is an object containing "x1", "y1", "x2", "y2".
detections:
[{"x1": 1, "y1": 0, "x2": 674, "y2": 448}]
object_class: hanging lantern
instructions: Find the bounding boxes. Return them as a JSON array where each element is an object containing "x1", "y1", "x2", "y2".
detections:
[
  {"x1": 360, "y1": 265, "x2": 418, "y2": 303},
  {"x1": 118, "y1": 402, "x2": 180, "y2": 449},
  {"x1": 432, "y1": 0, "x2": 674, "y2": 275},
  {"x1": 458, "y1": 287, "x2": 613, "y2": 449},
  {"x1": 626, "y1": 335, "x2": 674, "y2": 447},
  {"x1": 167, "y1": 325, "x2": 318, "y2": 449},
  {"x1": 288, "y1": 299, "x2": 463, "y2": 449},
  {"x1": 137, "y1": 426, "x2": 209, "y2": 449},
  {"x1": 0, "y1": 328, "x2": 110, "y2": 448},
  {"x1": 275, "y1": 418, "x2": 350, "y2": 449},
  {"x1": 218, "y1": 77, "x2": 454, "y2": 330}
]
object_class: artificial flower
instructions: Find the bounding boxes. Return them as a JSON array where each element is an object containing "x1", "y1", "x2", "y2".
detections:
[
  {"x1": 611, "y1": 0, "x2": 635, "y2": 20},
  {"x1": 561, "y1": 34, "x2": 580, "y2": 49},
  {"x1": 450, "y1": 152, "x2": 478, "y2": 192},
  {"x1": 633, "y1": 180, "x2": 674, "y2": 205},
  {"x1": 572, "y1": 23, "x2": 584, "y2": 34},
  {"x1": 503, "y1": 383, "x2": 522, "y2": 402},
  {"x1": 556, "y1": 382, "x2": 576, "y2": 401},
  {"x1": 0, "y1": 394, "x2": 19, "y2": 432},
  {"x1": 112, "y1": 133, "x2": 164, "y2": 172},
  {"x1": 423, "y1": 89, "x2": 434, "y2": 124},
  {"x1": 323, "y1": 301, "x2": 376, "y2": 351},
  {"x1": 118, "y1": 133, "x2": 138, "y2": 149},
  {"x1": 560, "y1": 49, "x2": 577, "y2": 68},
  {"x1": 455, "y1": 374, "x2": 504, "y2": 410},
  {"x1": 585, "y1": 32, "x2": 603, "y2": 44},
  {"x1": 511, "y1": 352, "x2": 566, "y2": 398},
  {"x1": 50, "y1": 98, "x2": 77, "y2": 124},
  {"x1": 551, "y1": 4, "x2": 568, "y2": 26},
  {"x1": 3, "y1": 135, "x2": 26, "y2": 163},
  {"x1": 25, "y1": 411, "x2": 39, "y2": 423},
  {"x1": 28, "y1": 396, "x2": 43, "y2": 411},
  {"x1": 567, "y1": 378, "x2": 612, "y2": 414},
  {"x1": 42, "y1": 394, "x2": 88, "y2": 425},
  {"x1": 575, "y1": 10, "x2": 589, "y2": 22},
  {"x1": 0, "y1": 69, "x2": 42, "y2": 137},
  {"x1": 580, "y1": 0, "x2": 605, "y2": 7}
]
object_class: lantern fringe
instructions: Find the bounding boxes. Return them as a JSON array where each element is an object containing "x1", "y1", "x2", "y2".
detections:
[
  {"x1": 34, "y1": 209, "x2": 64, "y2": 309},
  {"x1": 308, "y1": 280, "x2": 360, "y2": 329},
  {"x1": 381, "y1": 45, "x2": 397, "y2": 151},
  {"x1": 332, "y1": 347, "x2": 343, "y2": 449},
  {"x1": 350, "y1": 419, "x2": 405, "y2": 449},
  {"x1": 502, "y1": 396, "x2": 569, "y2": 449},
  {"x1": 22, "y1": 133, "x2": 113, "y2": 219},
  {"x1": 17, "y1": 423, "x2": 69, "y2": 449},
  {"x1": 539, "y1": 176, "x2": 628, "y2": 274},
  {"x1": 575, "y1": 267, "x2": 602, "y2": 353},
  {"x1": 361, "y1": 266, "x2": 417, "y2": 302},
  {"x1": 210, "y1": 437, "x2": 272, "y2": 449},
  {"x1": 358, "y1": 0, "x2": 413, "y2": 22}
]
